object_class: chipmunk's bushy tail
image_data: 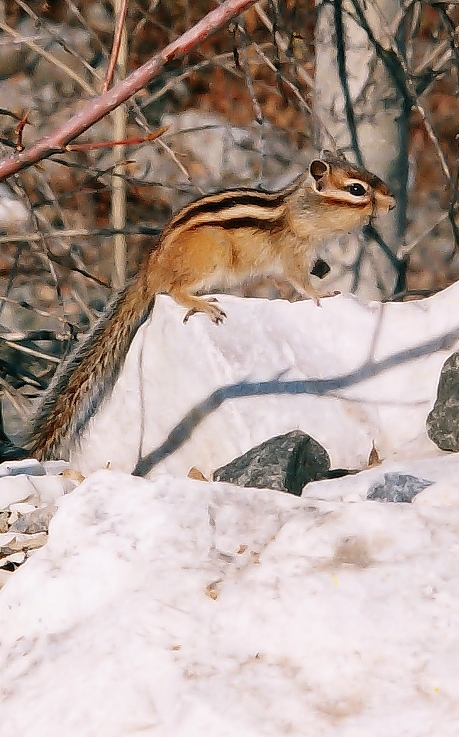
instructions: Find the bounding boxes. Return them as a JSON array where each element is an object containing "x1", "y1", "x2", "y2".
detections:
[{"x1": 29, "y1": 272, "x2": 154, "y2": 461}]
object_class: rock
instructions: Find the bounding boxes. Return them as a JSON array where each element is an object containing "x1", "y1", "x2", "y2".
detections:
[
  {"x1": 5, "y1": 531, "x2": 48, "y2": 552},
  {"x1": 0, "y1": 511, "x2": 8, "y2": 534},
  {"x1": 0, "y1": 183, "x2": 31, "y2": 234},
  {"x1": 2, "y1": 551, "x2": 25, "y2": 566},
  {"x1": 427, "y1": 351, "x2": 459, "y2": 451},
  {"x1": 71, "y1": 288, "x2": 459, "y2": 477},
  {"x1": 0, "y1": 475, "x2": 37, "y2": 510},
  {"x1": 367, "y1": 473, "x2": 433, "y2": 503},
  {"x1": 9, "y1": 504, "x2": 56, "y2": 534},
  {"x1": 213, "y1": 430, "x2": 330, "y2": 496},
  {"x1": 0, "y1": 459, "x2": 45, "y2": 478},
  {"x1": 8, "y1": 503, "x2": 37, "y2": 515}
]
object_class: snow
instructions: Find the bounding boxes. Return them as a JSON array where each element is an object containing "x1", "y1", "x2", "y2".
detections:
[{"x1": 2, "y1": 284, "x2": 459, "y2": 735}]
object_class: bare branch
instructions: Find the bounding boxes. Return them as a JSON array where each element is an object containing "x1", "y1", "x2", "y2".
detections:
[
  {"x1": 0, "y1": 18, "x2": 96, "y2": 96},
  {"x1": 103, "y1": 0, "x2": 129, "y2": 93},
  {"x1": 0, "y1": 0, "x2": 258, "y2": 181}
]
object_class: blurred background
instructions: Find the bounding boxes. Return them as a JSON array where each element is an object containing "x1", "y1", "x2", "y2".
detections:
[{"x1": 0, "y1": 0, "x2": 458, "y2": 440}]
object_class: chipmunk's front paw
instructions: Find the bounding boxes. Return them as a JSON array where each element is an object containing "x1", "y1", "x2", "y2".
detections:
[
  {"x1": 183, "y1": 298, "x2": 227, "y2": 325},
  {"x1": 319, "y1": 290, "x2": 341, "y2": 299}
]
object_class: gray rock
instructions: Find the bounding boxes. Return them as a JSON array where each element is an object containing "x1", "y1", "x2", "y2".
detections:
[
  {"x1": 0, "y1": 459, "x2": 45, "y2": 478},
  {"x1": 367, "y1": 473, "x2": 433, "y2": 503},
  {"x1": 0, "y1": 511, "x2": 8, "y2": 534},
  {"x1": 427, "y1": 351, "x2": 459, "y2": 451},
  {"x1": 213, "y1": 430, "x2": 330, "y2": 496},
  {"x1": 9, "y1": 504, "x2": 56, "y2": 534}
]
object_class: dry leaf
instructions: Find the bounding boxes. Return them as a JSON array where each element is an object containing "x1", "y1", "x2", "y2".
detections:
[
  {"x1": 368, "y1": 441, "x2": 381, "y2": 467},
  {"x1": 188, "y1": 467, "x2": 208, "y2": 481}
]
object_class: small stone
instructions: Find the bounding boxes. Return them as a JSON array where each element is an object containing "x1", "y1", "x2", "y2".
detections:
[
  {"x1": 367, "y1": 473, "x2": 433, "y2": 503},
  {"x1": 0, "y1": 532, "x2": 15, "y2": 547},
  {"x1": 5, "y1": 551, "x2": 25, "y2": 566},
  {"x1": 7, "y1": 511, "x2": 18, "y2": 525},
  {"x1": 8, "y1": 503, "x2": 37, "y2": 515},
  {"x1": 7, "y1": 532, "x2": 48, "y2": 552},
  {"x1": 427, "y1": 351, "x2": 459, "y2": 451},
  {"x1": 0, "y1": 511, "x2": 8, "y2": 534},
  {"x1": 0, "y1": 459, "x2": 46, "y2": 477},
  {"x1": 10, "y1": 505, "x2": 56, "y2": 534},
  {"x1": 213, "y1": 430, "x2": 330, "y2": 496}
]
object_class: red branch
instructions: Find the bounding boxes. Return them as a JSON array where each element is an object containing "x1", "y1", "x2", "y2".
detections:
[
  {"x1": 103, "y1": 0, "x2": 129, "y2": 92},
  {"x1": 0, "y1": 0, "x2": 257, "y2": 181}
]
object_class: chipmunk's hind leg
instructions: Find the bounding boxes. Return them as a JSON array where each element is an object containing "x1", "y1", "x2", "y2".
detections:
[
  {"x1": 151, "y1": 226, "x2": 231, "y2": 324},
  {"x1": 169, "y1": 290, "x2": 227, "y2": 324}
]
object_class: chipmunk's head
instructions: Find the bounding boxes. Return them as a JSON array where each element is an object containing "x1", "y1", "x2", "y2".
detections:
[{"x1": 306, "y1": 151, "x2": 395, "y2": 232}]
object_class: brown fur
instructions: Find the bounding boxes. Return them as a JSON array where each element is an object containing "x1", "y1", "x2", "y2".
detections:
[{"x1": 28, "y1": 153, "x2": 395, "y2": 460}]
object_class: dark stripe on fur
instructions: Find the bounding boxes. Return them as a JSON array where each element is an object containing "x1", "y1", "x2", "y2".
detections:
[{"x1": 168, "y1": 188, "x2": 289, "y2": 230}]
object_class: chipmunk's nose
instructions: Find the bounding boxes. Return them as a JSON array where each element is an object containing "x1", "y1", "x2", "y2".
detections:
[{"x1": 376, "y1": 191, "x2": 396, "y2": 214}]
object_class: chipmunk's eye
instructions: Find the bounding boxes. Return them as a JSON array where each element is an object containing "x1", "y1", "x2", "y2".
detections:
[{"x1": 347, "y1": 182, "x2": 367, "y2": 197}]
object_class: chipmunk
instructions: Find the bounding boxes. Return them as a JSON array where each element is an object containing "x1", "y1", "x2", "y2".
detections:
[{"x1": 28, "y1": 151, "x2": 395, "y2": 461}]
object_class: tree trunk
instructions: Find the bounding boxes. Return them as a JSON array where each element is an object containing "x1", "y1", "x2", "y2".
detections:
[{"x1": 314, "y1": 0, "x2": 407, "y2": 299}]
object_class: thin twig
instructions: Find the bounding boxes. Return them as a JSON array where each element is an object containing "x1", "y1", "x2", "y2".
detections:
[
  {"x1": 347, "y1": 0, "x2": 451, "y2": 183},
  {"x1": 108, "y1": 0, "x2": 129, "y2": 288},
  {"x1": 254, "y1": 3, "x2": 314, "y2": 88},
  {"x1": 0, "y1": 226, "x2": 161, "y2": 245},
  {"x1": 0, "y1": 295, "x2": 73, "y2": 322},
  {"x1": 104, "y1": 0, "x2": 129, "y2": 92},
  {"x1": 0, "y1": 0, "x2": 258, "y2": 180},
  {"x1": 64, "y1": 0, "x2": 110, "y2": 56},
  {"x1": 0, "y1": 379, "x2": 31, "y2": 420},
  {"x1": 0, "y1": 19, "x2": 96, "y2": 96},
  {"x1": 2, "y1": 339, "x2": 61, "y2": 363},
  {"x1": 13, "y1": 0, "x2": 104, "y2": 83}
]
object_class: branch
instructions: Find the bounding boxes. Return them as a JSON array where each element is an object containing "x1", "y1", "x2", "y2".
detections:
[{"x1": 0, "y1": 0, "x2": 257, "y2": 181}]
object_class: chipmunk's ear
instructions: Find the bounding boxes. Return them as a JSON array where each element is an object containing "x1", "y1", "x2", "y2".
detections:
[
  {"x1": 309, "y1": 159, "x2": 330, "y2": 191},
  {"x1": 319, "y1": 148, "x2": 347, "y2": 162}
]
